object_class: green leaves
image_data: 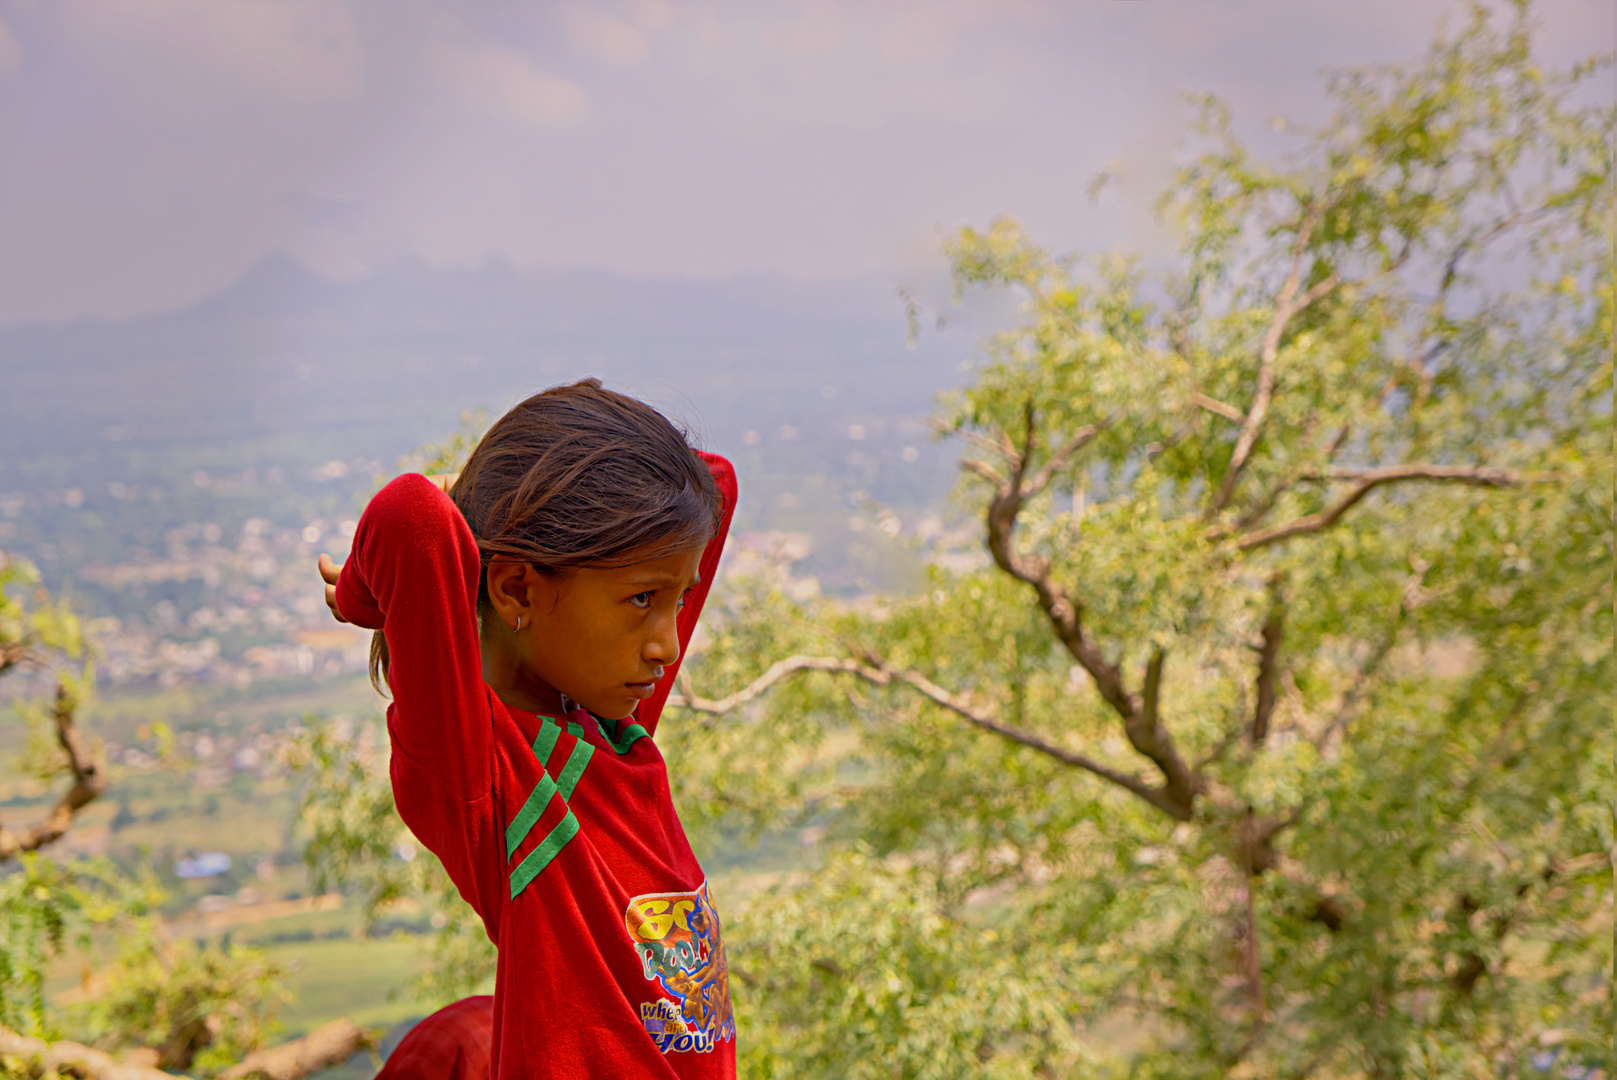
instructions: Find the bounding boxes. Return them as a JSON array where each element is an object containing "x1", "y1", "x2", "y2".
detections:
[
  {"x1": 68, "y1": 920, "x2": 288, "y2": 1074},
  {"x1": 0, "y1": 856, "x2": 74, "y2": 1038},
  {"x1": 730, "y1": 850, "x2": 1099, "y2": 1080}
]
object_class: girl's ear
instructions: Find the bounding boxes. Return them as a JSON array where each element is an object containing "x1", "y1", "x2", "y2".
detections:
[
  {"x1": 486, "y1": 559, "x2": 562, "y2": 629},
  {"x1": 486, "y1": 559, "x2": 532, "y2": 629}
]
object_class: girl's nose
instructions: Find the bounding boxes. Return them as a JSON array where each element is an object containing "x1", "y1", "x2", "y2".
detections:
[{"x1": 646, "y1": 614, "x2": 680, "y2": 667}]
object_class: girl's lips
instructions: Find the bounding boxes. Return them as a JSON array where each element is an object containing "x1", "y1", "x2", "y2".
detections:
[{"x1": 624, "y1": 682, "x2": 658, "y2": 699}]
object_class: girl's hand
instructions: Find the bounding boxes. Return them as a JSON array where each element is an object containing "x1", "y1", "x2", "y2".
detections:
[{"x1": 318, "y1": 553, "x2": 349, "y2": 624}]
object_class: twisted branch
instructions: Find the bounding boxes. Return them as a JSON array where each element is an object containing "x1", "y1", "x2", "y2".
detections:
[
  {"x1": 666, "y1": 655, "x2": 886, "y2": 714},
  {"x1": 668, "y1": 653, "x2": 1186, "y2": 818},
  {"x1": 952, "y1": 403, "x2": 1198, "y2": 818},
  {"x1": 0, "y1": 683, "x2": 107, "y2": 862},
  {"x1": 1236, "y1": 464, "x2": 1531, "y2": 550}
]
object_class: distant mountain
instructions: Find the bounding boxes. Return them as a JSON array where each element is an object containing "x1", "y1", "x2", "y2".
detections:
[
  {"x1": 1, "y1": 253, "x2": 968, "y2": 459},
  {"x1": 0, "y1": 254, "x2": 982, "y2": 589}
]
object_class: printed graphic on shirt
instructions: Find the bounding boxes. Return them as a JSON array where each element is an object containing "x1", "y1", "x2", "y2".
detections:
[{"x1": 625, "y1": 881, "x2": 735, "y2": 1054}]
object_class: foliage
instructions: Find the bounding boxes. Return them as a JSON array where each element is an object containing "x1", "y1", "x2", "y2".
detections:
[
  {"x1": 0, "y1": 850, "x2": 287, "y2": 1073},
  {"x1": 0, "y1": 554, "x2": 88, "y2": 676},
  {"x1": 69, "y1": 924, "x2": 287, "y2": 1074},
  {"x1": 658, "y1": 4, "x2": 1613, "y2": 1077},
  {"x1": 727, "y1": 848, "x2": 1100, "y2": 1080},
  {"x1": 0, "y1": 555, "x2": 103, "y2": 1042},
  {"x1": 1, "y1": 553, "x2": 93, "y2": 787},
  {"x1": 0, "y1": 557, "x2": 290, "y2": 1073},
  {"x1": 0, "y1": 852, "x2": 285, "y2": 1075},
  {"x1": 287, "y1": 717, "x2": 496, "y2": 1004},
  {"x1": 0, "y1": 856, "x2": 84, "y2": 1037}
]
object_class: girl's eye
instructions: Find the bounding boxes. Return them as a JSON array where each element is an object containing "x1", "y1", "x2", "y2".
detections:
[{"x1": 630, "y1": 592, "x2": 653, "y2": 609}]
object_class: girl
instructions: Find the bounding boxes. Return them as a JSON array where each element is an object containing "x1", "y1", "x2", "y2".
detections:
[{"x1": 317, "y1": 380, "x2": 738, "y2": 1079}]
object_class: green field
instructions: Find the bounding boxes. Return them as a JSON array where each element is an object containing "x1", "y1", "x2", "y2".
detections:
[{"x1": 273, "y1": 936, "x2": 429, "y2": 1037}]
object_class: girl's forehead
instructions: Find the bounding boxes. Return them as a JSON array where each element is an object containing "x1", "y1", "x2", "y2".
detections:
[{"x1": 592, "y1": 547, "x2": 704, "y2": 588}]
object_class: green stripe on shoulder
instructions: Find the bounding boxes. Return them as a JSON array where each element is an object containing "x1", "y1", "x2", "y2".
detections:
[
  {"x1": 510, "y1": 811, "x2": 581, "y2": 899},
  {"x1": 531, "y1": 719, "x2": 562, "y2": 767},
  {"x1": 504, "y1": 773, "x2": 557, "y2": 860},
  {"x1": 556, "y1": 738, "x2": 594, "y2": 799},
  {"x1": 503, "y1": 720, "x2": 565, "y2": 859},
  {"x1": 504, "y1": 717, "x2": 596, "y2": 893}
]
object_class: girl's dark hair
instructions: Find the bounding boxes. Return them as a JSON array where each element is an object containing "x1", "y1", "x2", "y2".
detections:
[{"x1": 370, "y1": 379, "x2": 720, "y2": 693}]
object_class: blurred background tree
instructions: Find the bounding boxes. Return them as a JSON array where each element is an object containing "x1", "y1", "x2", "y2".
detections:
[
  {"x1": 0, "y1": 558, "x2": 365, "y2": 1077},
  {"x1": 661, "y1": 4, "x2": 1614, "y2": 1077},
  {"x1": 286, "y1": 3, "x2": 1611, "y2": 1077}
]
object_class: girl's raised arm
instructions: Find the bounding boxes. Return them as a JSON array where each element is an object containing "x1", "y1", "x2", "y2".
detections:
[
  {"x1": 332, "y1": 474, "x2": 495, "y2": 799},
  {"x1": 633, "y1": 451, "x2": 737, "y2": 737}
]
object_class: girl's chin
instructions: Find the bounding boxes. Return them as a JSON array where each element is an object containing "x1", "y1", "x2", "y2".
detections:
[{"x1": 579, "y1": 694, "x2": 640, "y2": 721}]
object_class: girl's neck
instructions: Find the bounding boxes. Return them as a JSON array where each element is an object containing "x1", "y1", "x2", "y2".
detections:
[{"x1": 480, "y1": 618, "x2": 569, "y2": 717}]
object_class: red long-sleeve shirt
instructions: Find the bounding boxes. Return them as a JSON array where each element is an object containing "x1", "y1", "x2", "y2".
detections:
[{"x1": 336, "y1": 456, "x2": 738, "y2": 1079}]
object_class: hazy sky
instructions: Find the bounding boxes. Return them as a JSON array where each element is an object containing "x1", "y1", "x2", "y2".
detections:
[{"x1": 0, "y1": 0, "x2": 1609, "y2": 323}]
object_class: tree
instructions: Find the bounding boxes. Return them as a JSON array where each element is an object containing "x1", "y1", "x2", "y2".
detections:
[
  {"x1": 659, "y1": 4, "x2": 1612, "y2": 1076},
  {"x1": 0, "y1": 555, "x2": 369, "y2": 1078},
  {"x1": 0, "y1": 553, "x2": 101, "y2": 866}
]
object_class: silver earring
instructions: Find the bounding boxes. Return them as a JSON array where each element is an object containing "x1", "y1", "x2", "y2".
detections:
[
  {"x1": 653, "y1": 665, "x2": 665, "y2": 679},
  {"x1": 514, "y1": 615, "x2": 522, "y2": 632}
]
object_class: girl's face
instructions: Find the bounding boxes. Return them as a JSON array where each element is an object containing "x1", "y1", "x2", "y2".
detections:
[{"x1": 483, "y1": 544, "x2": 704, "y2": 720}]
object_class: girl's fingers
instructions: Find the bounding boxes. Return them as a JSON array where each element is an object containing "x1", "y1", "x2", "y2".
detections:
[
  {"x1": 324, "y1": 583, "x2": 348, "y2": 624},
  {"x1": 319, "y1": 554, "x2": 348, "y2": 622}
]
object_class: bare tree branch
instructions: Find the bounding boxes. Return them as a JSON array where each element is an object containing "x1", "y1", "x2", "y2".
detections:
[
  {"x1": 668, "y1": 653, "x2": 1190, "y2": 818},
  {"x1": 1194, "y1": 393, "x2": 1246, "y2": 423},
  {"x1": 0, "y1": 683, "x2": 107, "y2": 862},
  {"x1": 0, "y1": 1027, "x2": 178, "y2": 1080},
  {"x1": 218, "y1": 1019, "x2": 373, "y2": 1080},
  {"x1": 1236, "y1": 464, "x2": 1530, "y2": 550},
  {"x1": 666, "y1": 655, "x2": 887, "y2": 714},
  {"x1": 1141, "y1": 648, "x2": 1163, "y2": 725},
  {"x1": 881, "y1": 663, "x2": 1189, "y2": 819},
  {"x1": 1121, "y1": 648, "x2": 1198, "y2": 815},
  {"x1": 960, "y1": 404, "x2": 1202, "y2": 818},
  {"x1": 960, "y1": 457, "x2": 1008, "y2": 490},
  {"x1": 1014, "y1": 399, "x2": 1038, "y2": 489},
  {"x1": 929, "y1": 417, "x2": 1015, "y2": 462},
  {"x1": 1229, "y1": 373, "x2": 1406, "y2": 539}
]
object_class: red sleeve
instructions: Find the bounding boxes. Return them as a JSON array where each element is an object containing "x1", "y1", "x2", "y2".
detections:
[
  {"x1": 334, "y1": 473, "x2": 493, "y2": 800},
  {"x1": 634, "y1": 452, "x2": 736, "y2": 737}
]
